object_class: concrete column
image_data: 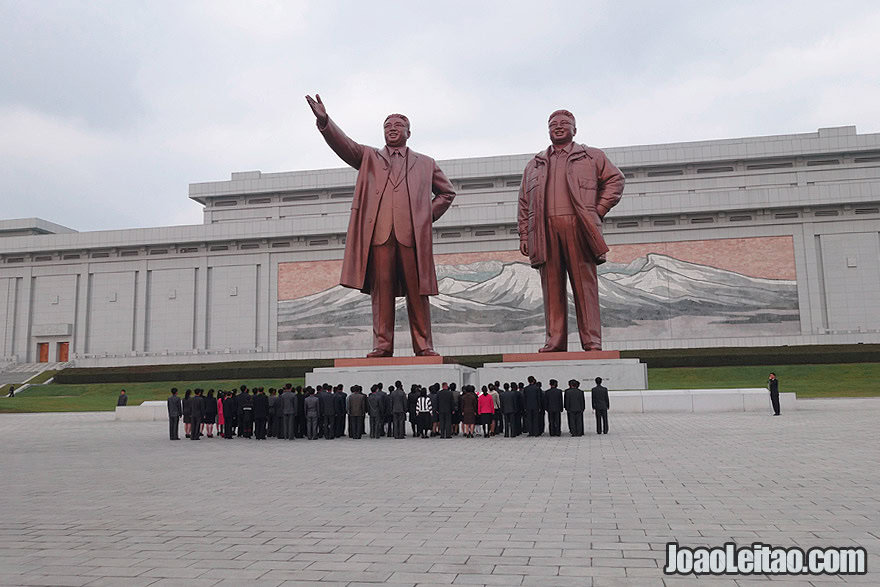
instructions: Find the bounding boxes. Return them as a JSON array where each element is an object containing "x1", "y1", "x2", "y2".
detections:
[
  {"x1": 133, "y1": 261, "x2": 148, "y2": 352},
  {"x1": 792, "y1": 225, "x2": 816, "y2": 334},
  {"x1": 265, "y1": 252, "x2": 277, "y2": 352},
  {"x1": 73, "y1": 268, "x2": 90, "y2": 355},
  {"x1": 194, "y1": 257, "x2": 208, "y2": 350},
  {"x1": 18, "y1": 270, "x2": 34, "y2": 362}
]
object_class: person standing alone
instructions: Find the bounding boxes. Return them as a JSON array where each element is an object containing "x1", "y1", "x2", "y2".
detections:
[
  {"x1": 591, "y1": 377, "x2": 609, "y2": 435},
  {"x1": 769, "y1": 373, "x2": 781, "y2": 416},
  {"x1": 167, "y1": 388, "x2": 181, "y2": 440}
]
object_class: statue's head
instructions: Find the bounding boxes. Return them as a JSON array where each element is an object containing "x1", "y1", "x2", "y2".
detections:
[
  {"x1": 384, "y1": 113, "x2": 411, "y2": 148},
  {"x1": 548, "y1": 109, "x2": 576, "y2": 146}
]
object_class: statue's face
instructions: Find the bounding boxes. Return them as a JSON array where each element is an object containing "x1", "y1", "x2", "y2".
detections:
[
  {"x1": 548, "y1": 114, "x2": 576, "y2": 145},
  {"x1": 384, "y1": 116, "x2": 410, "y2": 148}
]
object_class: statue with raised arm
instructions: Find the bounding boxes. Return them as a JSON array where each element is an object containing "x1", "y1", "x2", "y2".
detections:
[
  {"x1": 518, "y1": 109, "x2": 625, "y2": 352},
  {"x1": 305, "y1": 94, "x2": 456, "y2": 357}
]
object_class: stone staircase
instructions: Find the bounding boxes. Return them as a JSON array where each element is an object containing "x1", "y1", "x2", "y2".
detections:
[{"x1": 0, "y1": 362, "x2": 71, "y2": 386}]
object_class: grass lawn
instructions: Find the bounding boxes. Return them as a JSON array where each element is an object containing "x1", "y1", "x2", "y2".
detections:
[
  {"x1": 648, "y1": 363, "x2": 880, "y2": 398},
  {"x1": 0, "y1": 377, "x2": 304, "y2": 413},
  {"x1": 2, "y1": 362, "x2": 878, "y2": 413}
]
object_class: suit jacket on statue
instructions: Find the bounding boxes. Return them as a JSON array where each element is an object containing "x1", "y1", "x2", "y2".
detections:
[
  {"x1": 317, "y1": 116, "x2": 456, "y2": 296},
  {"x1": 518, "y1": 143, "x2": 625, "y2": 267}
]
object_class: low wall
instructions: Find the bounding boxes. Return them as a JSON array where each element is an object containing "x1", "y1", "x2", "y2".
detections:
[{"x1": 115, "y1": 400, "x2": 167, "y2": 421}]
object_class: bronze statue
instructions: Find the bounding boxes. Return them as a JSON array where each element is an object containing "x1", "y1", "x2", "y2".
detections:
[
  {"x1": 517, "y1": 110, "x2": 625, "y2": 352},
  {"x1": 305, "y1": 94, "x2": 456, "y2": 357}
]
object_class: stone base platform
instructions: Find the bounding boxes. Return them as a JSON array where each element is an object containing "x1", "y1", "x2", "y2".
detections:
[
  {"x1": 476, "y1": 358, "x2": 648, "y2": 391},
  {"x1": 306, "y1": 361, "x2": 477, "y2": 391},
  {"x1": 115, "y1": 400, "x2": 167, "y2": 421},
  {"x1": 502, "y1": 350, "x2": 621, "y2": 361},
  {"x1": 334, "y1": 356, "x2": 453, "y2": 367}
]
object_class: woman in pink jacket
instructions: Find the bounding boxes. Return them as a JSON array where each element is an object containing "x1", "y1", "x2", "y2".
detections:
[
  {"x1": 217, "y1": 392, "x2": 225, "y2": 434},
  {"x1": 478, "y1": 386, "x2": 495, "y2": 439}
]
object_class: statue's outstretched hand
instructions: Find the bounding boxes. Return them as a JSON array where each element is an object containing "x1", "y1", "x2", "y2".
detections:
[{"x1": 305, "y1": 94, "x2": 328, "y2": 126}]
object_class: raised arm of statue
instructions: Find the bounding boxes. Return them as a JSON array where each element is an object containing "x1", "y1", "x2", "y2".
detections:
[{"x1": 305, "y1": 94, "x2": 365, "y2": 170}]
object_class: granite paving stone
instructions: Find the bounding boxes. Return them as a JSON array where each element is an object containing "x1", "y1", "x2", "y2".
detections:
[{"x1": 0, "y1": 399, "x2": 877, "y2": 585}]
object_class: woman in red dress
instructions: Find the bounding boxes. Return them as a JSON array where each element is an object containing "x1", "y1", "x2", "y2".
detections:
[
  {"x1": 478, "y1": 386, "x2": 495, "y2": 438},
  {"x1": 217, "y1": 392, "x2": 225, "y2": 436}
]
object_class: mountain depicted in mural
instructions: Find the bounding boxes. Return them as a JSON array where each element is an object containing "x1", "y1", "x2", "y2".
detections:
[{"x1": 277, "y1": 254, "x2": 799, "y2": 350}]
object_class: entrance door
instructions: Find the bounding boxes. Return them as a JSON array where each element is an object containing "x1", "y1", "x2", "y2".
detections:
[
  {"x1": 37, "y1": 343, "x2": 49, "y2": 363},
  {"x1": 57, "y1": 342, "x2": 69, "y2": 362}
]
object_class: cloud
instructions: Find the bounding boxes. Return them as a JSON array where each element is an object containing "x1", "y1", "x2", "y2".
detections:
[{"x1": 1, "y1": 1, "x2": 878, "y2": 231}]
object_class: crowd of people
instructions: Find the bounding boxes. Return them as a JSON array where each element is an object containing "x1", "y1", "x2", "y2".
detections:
[{"x1": 165, "y1": 376, "x2": 611, "y2": 441}]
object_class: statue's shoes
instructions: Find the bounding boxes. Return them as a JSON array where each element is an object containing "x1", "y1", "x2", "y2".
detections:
[
  {"x1": 538, "y1": 345, "x2": 565, "y2": 353},
  {"x1": 366, "y1": 349, "x2": 393, "y2": 358},
  {"x1": 416, "y1": 349, "x2": 439, "y2": 357}
]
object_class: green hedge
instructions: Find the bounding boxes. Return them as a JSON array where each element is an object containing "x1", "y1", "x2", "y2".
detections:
[
  {"x1": 622, "y1": 344, "x2": 880, "y2": 368},
  {"x1": 54, "y1": 359, "x2": 332, "y2": 384},
  {"x1": 49, "y1": 344, "x2": 880, "y2": 384}
]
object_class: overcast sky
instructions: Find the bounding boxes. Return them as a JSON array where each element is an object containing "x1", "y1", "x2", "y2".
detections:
[{"x1": 2, "y1": 1, "x2": 879, "y2": 232}]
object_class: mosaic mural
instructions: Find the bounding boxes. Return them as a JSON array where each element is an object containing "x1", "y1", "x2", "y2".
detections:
[{"x1": 277, "y1": 236, "x2": 800, "y2": 352}]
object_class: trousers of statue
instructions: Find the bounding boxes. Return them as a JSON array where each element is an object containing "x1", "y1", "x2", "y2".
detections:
[{"x1": 539, "y1": 214, "x2": 601, "y2": 351}]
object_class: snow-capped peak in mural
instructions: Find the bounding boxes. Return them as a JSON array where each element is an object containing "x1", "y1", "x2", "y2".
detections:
[{"x1": 277, "y1": 252, "x2": 799, "y2": 352}]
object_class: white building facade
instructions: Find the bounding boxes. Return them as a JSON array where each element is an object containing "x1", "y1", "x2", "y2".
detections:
[{"x1": 1, "y1": 126, "x2": 879, "y2": 366}]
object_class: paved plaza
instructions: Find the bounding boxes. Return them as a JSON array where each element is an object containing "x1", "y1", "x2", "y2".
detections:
[{"x1": 0, "y1": 399, "x2": 877, "y2": 586}]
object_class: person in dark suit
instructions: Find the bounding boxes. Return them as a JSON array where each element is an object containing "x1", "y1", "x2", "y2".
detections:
[
  {"x1": 390, "y1": 384, "x2": 408, "y2": 439},
  {"x1": 436, "y1": 383, "x2": 454, "y2": 438},
  {"x1": 238, "y1": 387, "x2": 253, "y2": 438},
  {"x1": 317, "y1": 385, "x2": 336, "y2": 439},
  {"x1": 294, "y1": 386, "x2": 306, "y2": 437},
  {"x1": 228, "y1": 390, "x2": 238, "y2": 437},
  {"x1": 500, "y1": 385, "x2": 519, "y2": 437},
  {"x1": 347, "y1": 385, "x2": 366, "y2": 439},
  {"x1": 768, "y1": 373, "x2": 781, "y2": 415},
  {"x1": 513, "y1": 381, "x2": 524, "y2": 436},
  {"x1": 407, "y1": 384, "x2": 420, "y2": 437},
  {"x1": 591, "y1": 377, "x2": 610, "y2": 434},
  {"x1": 544, "y1": 379, "x2": 564, "y2": 436},
  {"x1": 222, "y1": 392, "x2": 235, "y2": 438},
  {"x1": 523, "y1": 376, "x2": 544, "y2": 437},
  {"x1": 450, "y1": 382, "x2": 461, "y2": 436},
  {"x1": 280, "y1": 386, "x2": 296, "y2": 440},
  {"x1": 428, "y1": 384, "x2": 440, "y2": 437},
  {"x1": 379, "y1": 384, "x2": 393, "y2": 437},
  {"x1": 334, "y1": 385, "x2": 347, "y2": 437},
  {"x1": 304, "y1": 387, "x2": 321, "y2": 439},
  {"x1": 367, "y1": 385, "x2": 383, "y2": 439},
  {"x1": 273, "y1": 387, "x2": 285, "y2": 438},
  {"x1": 538, "y1": 381, "x2": 547, "y2": 435},
  {"x1": 253, "y1": 388, "x2": 269, "y2": 439},
  {"x1": 167, "y1": 388, "x2": 181, "y2": 440},
  {"x1": 267, "y1": 388, "x2": 278, "y2": 438},
  {"x1": 190, "y1": 389, "x2": 205, "y2": 440},
  {"x1": 564, "y1": 379, "x2": 586, "y2": 436},
  {"x1": 203, "y1": 389, "x2": 217, "y2": 438},
  {"x1": 116, "y1": 389, "x2": 128, "y2": 406}
]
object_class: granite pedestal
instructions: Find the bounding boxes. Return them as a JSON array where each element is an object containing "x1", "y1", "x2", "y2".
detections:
[
  {"x1": 476, "y1": 357, "x2": 648, "y2": 390},
  {"x1": 306, "y1": 357, "x2": 476, "y2": 391}
]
